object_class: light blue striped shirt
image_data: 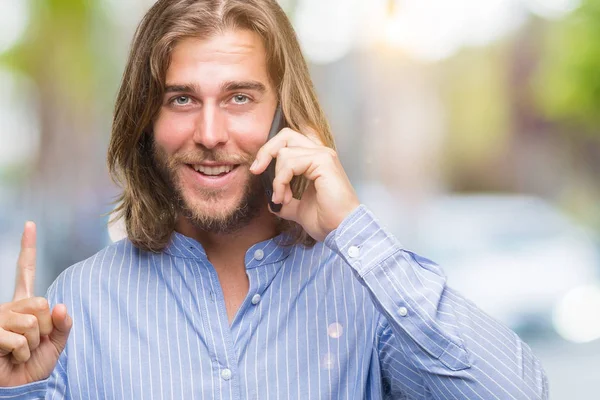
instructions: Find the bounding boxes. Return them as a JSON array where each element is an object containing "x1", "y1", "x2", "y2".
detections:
[{"x1": 0, "y1": 206, "x2": 548, "y2": 399}]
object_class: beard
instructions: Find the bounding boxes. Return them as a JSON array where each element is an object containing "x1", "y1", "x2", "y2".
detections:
[{"x1": 152, "y1": 141, "x2": 265, "y2": 234}]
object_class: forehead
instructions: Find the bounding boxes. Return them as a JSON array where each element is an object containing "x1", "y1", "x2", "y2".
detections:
[{"x1": 165, "y1": 29, "x2": 270, "y2": 88}]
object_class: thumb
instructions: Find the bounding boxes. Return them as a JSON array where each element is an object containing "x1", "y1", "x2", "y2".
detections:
[
  {"x1": 272, "y1": 197, "x2": 301, "y2": 222},
  {"x1": 48, "y1": 304, "x2": 72, "y2": 354}
]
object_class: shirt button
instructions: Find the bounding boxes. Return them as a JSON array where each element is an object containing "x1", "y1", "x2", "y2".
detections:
[
  {"x1": 251, "y1": 294, "x2": 261, "y2": 305},
  {"x1": 398, "y1": 307, "x2": 408, "y2": 317},
  {"x1": 254, "y1": 249, "x2": 264, "y2": 261},
  {"x1": 348, "y1": 245, "x2": 360, "y2": 258},
  {"x1": 221, "y1": 368, "x2": 232, "y2": 381}
]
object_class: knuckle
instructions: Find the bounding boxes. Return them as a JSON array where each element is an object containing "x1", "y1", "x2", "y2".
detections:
[
  {"x1": 325, "y1": 148, "x2": 337, "y2": 158},
  {"x1": 272, "y1": 176, "x2": 284, "y2": 186},
  {"x1": 273, "y1": 174, "x2": 289, "y2": 187},
  {"x1": 281, "y1": 127, "x2": 294, "y2": 136},
  {"x1": 22, "y1": 315, "x2": 37, "y2": 330},
  {"x1": 22, "y1": 261, "x2": 35, "y2": 272},
  {"x1": 32, "y1": 297, "x2": 49, "y2": 312},
  {"x1": 15, "y1": 335, "x2": 28, "y2": 350}
]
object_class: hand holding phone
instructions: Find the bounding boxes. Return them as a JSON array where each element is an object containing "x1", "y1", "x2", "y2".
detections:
[
  {"x1": 260, "y1": 105, "x2": 286, "y2": 212},
  {"x1": 252, "y1": 106, "x2": 360, "y2": 240}
]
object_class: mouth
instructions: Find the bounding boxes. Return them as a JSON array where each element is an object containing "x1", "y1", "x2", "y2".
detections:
[{"x1": 188, "y1": 163, "x2": 240, "y2": 177}]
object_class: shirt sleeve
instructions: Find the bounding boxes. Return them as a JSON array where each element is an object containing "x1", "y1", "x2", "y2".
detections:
[
  {"x1": 0, "y1": 381, "x2": 48, "y2": 399},
  {"x1": 0, "y1": 282, "x2": 69, "y2": 399},
  {"x1": 325, "y1": 205, "x2": 549, "y2": 400},
  {"x1": 0, "y1": 353, "x2": 68, "y2": 399}
]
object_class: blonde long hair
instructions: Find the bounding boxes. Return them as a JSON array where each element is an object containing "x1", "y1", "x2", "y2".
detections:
[{"x1": 108, "y1": 0, "x2": 334, "y2": 252}]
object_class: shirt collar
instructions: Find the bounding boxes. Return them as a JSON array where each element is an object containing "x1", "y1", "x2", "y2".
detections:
[
  {"x1": 163, "y1": 231, "x2": 293, "y2": 268},
  {"x1": 164, "y1": 231, "x2": 207, "y2": 259}
]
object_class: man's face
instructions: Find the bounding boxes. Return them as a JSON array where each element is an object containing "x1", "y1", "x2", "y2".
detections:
[{"x1": 153, "y1": 29, "x2": 278, "y2": 233}]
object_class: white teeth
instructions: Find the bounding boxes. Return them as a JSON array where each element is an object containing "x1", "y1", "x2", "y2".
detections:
[{"x1": 193, "y1": 165, "x2": 234, "y2": 176}]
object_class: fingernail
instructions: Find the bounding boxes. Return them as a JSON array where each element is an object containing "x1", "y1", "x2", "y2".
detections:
[{"x1": 250, "y1": 160, "x2": 258, "y2": 171}]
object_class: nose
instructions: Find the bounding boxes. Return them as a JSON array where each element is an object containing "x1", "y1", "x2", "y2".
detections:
[{"x1": 192, "y1": 103, "x2": 229, "y2": 149}]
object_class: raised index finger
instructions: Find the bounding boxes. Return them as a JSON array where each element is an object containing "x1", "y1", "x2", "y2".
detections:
[{"x1": 13, "y1": 221, "x2": 37, "y2": 301}]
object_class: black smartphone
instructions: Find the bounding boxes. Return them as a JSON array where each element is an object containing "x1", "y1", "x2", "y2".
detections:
[{"x1": 260, "y1": 104, "x2": 286, "y2": 212}]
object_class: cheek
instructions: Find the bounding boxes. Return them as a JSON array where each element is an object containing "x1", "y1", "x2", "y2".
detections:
[
  {"x1": 153, "y1": 111, "x2": 196, "y2": 153},
  {"x1": 227, "y1": 113, "x2": 271, "y2": 153}
]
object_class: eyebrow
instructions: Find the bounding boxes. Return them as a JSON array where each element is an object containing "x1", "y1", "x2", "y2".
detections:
[
  {"x1": 221, "y1": 80, "x2": 267, "y2": 93},
  {"x1": 164, "y1": 83, "x2": 201, "y2": 94},
  {"x1": 164, "y1": 80, "x2": 267, "y2": 95}
]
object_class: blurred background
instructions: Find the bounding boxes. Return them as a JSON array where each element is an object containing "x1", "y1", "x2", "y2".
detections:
[{"x1": 1, "y1": 0, "x2": 599, "y2": 397}]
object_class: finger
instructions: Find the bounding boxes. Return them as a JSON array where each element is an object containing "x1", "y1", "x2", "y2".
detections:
[
  {"x1": 271, "y1": 197, "x2": 301, "y2": 221},
  {"x1": 13, "y1": 221, "x2": 37, "y2": 301},
  {"x1": 284, "y1": 185, "x2": 294, "y2": 205},
  {"x1": 0, "y1": 328, "x2": 30, "y2": 363},
  {"x1": 48, "y1": 304, "x2": 72, "y2": 355},
  {"x1": 272, "y1": 184, "x2": 294, "y2": 207},
  {"x1": 272, "y1": 161, "x2": 307, "y2": 204},
  {"x1": 271, "y1": 147, "x2": 314, "y2": 204},
  {"x1": 3, "y1": 311, "x2": 41, "y2": 351},
  {"x1": 10, "y1": 297, "x2": 53, "y2": 336},
  {"x1": 271, "y1": 147, "x2": 320, "y2": 202},
  {"x1": 272, "y1": 148, "x2": 328, "y2": 203},
  {"x1": 251, "y1": 128, "x2": 319, "y2": 175}
]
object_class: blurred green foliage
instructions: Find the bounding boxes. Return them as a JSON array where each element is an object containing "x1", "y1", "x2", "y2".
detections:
[
  {"x1": 439, "y1": 44, "x2": 512, "y2": 167},
  {"x1": 534, "y1": 0, "x2": 600, "y2": 132},
  {"x1": 0, "y1": 0, "x2": 116, "y2": 113}
]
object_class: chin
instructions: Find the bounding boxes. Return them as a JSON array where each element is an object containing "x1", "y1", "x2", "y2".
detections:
[
  {"x1": 178, "y1": 177, "x2": 265, "y2": 234},
  {"x1": 186, "y1": 189, "x2": 243, "y2": 219}
]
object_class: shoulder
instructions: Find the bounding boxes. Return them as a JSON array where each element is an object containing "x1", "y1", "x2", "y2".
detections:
[
  {"x1": 290, "y1": 240, "x2": 337, "y2": 263},
  {"x1": 46, "y1": 238, "x2": 147, "y2": 304}
]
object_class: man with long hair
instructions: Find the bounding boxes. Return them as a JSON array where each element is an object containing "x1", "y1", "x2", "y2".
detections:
[{"x1": 0, "y1": 0, "x2": 547, "y2": 398}]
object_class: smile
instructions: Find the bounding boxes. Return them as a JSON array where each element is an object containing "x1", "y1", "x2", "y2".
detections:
[
  {"x1": 191, "y1": 164, "x2": 238, "y2": 176},
  {"x1": 184, "y1": 164, "x2": 242, "y2": 189}
]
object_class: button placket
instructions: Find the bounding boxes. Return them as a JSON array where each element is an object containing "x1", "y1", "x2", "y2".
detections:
[{"x1": 221, "y1": 368, "x2": 232, "y2": 381}]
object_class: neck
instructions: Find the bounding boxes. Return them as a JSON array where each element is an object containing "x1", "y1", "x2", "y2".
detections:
[{"x1": 174, "y1": 204, "x2": 279, "y2": 267}]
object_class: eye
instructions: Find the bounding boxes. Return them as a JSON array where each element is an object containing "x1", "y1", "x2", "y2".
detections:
[
  {"x1": 232, "y1": 94, "x2": 250, "y2": 104},
  {"x1": 173, "y1": 96, "x2": 191, "y2": 106}
]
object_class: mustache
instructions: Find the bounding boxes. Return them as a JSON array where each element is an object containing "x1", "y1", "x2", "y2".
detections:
[{"x1": 170, "y1": 149, "x2": 254, "y2": 166}]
